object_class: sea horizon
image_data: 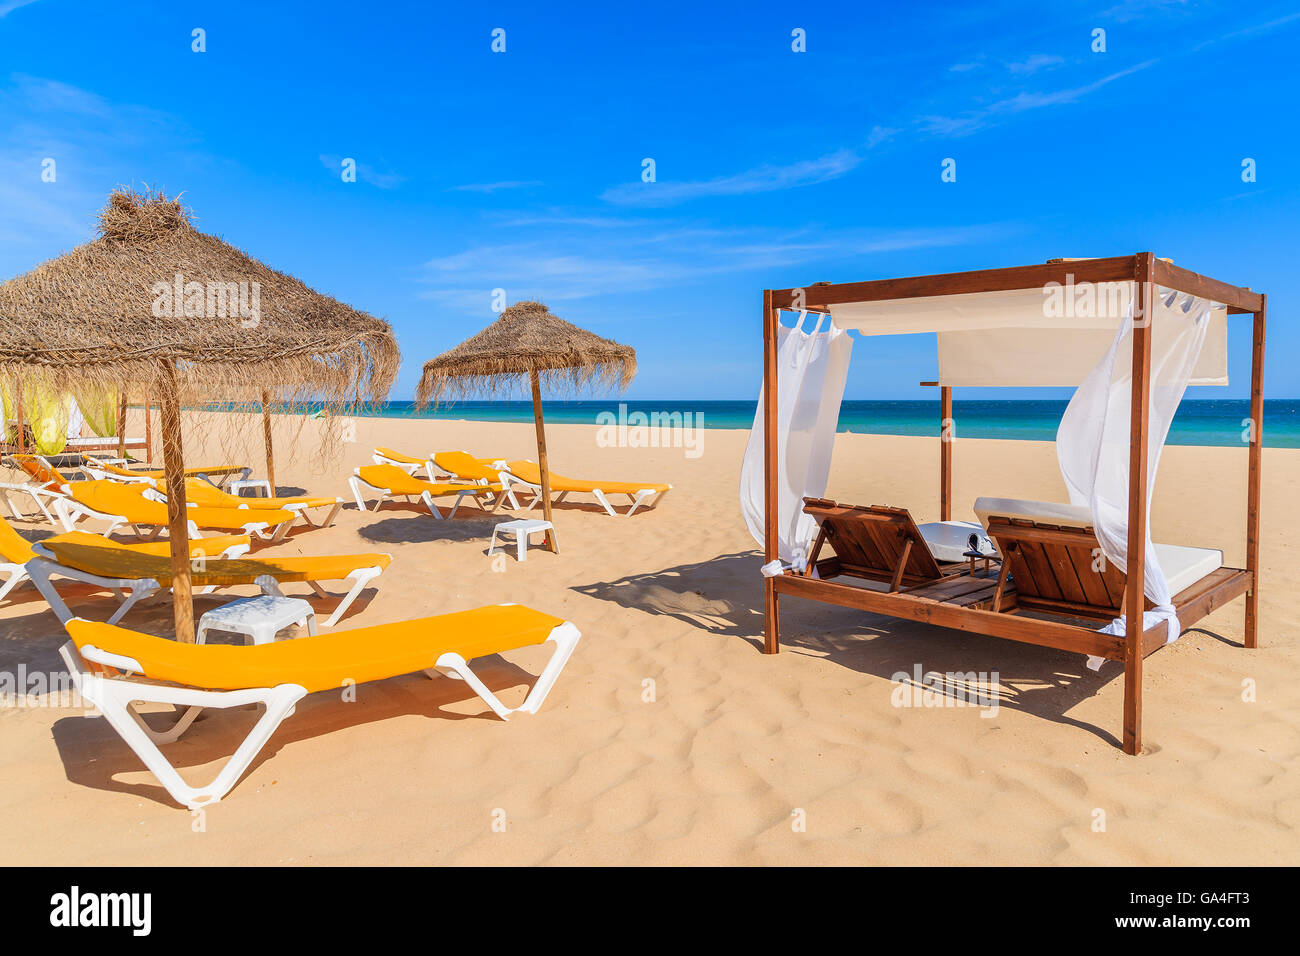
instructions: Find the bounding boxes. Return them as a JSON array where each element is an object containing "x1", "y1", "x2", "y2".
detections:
[{"x1": 223, "y1": 398, "x2": 1300, "y2": 449}]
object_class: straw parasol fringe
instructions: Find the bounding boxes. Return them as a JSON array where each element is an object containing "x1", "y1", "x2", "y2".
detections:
[
  {"x1": 0, "y1": 187, "x2": 400, "y2": 407},
  {"x1": 415, "y1": 301, "x2": 635, "y2": 407},
  {"x1": 415, "y1": 300, "x2": 636, "y2": 554}
]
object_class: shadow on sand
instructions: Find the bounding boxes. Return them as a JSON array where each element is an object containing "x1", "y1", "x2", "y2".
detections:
[{"x1": 572, "y1": 550, "x2": 1229, "y2": 749}]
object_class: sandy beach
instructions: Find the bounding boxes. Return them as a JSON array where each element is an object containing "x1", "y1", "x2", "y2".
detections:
[{"x1": 1, "y1": 408, "x2": 1296, "y2": 866}]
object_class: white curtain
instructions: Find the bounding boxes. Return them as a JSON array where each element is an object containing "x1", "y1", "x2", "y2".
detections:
[
  {"x1": 740, "y1": 312, "x2": 853, "y2": 570},
  {"x1": 1057, "y1": 288, "x2": 1215, "y2": 651},
  {"x1": 66, "y1": 397, "x2": 85, "y2": 440}
]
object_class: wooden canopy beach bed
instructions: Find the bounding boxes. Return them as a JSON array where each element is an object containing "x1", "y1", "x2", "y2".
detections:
[{"x1": 758, "y1": 253, "x2": 1265, "y2": 754}]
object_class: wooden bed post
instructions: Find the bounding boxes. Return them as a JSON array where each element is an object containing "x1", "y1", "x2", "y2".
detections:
[
  {"x1": 763, "y1": 290, "x2": 781, "y2": 654},
  {"x1": 940, "y1": 385, "x2": 953, "y2": 521},
  {"x1": 1123, "y1": 254, "x2": 1155, "y2": 755},
  {"x1": 116, "y1": 391, "x2": 127, "y2": 460},
  {"x1": 157, "y1": 360, "x2": 195, "y2": 643},
  {"x1": 1245, "y1": 295, "x2": 1266, "y2": 649},
  {"x1": 260, "y1": 388, "x2": 276, "y2": 495}
]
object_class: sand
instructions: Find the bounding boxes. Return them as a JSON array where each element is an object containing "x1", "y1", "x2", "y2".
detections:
[{"x1": 1, "y1": 409, "x2": 1296, "y2": 865}]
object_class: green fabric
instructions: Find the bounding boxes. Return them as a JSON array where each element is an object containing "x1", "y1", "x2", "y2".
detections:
[
  {"x1": 73, "y1": 386, "x2": 119, "y2": 437},
  {"x1": 24, "y1": 386, "x2": 69, "y2": 456}
]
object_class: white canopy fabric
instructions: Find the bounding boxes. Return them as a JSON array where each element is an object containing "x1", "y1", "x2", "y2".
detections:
[
  {"x1": 1058, "y1": 289, "x2": 1216, "y2": 662},
  {"x1": 66, "y1": 397, "x2": 85, "y2": 440},
  {"x1": 740, "y1": 312, "x2": 852, "y2": 570},
  {"x1": 828, "y1": 283, "x2": 1227, "y2": 387}
]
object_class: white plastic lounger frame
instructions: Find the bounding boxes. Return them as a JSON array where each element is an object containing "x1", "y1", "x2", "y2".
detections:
[
  {"x1": 213, "y1": 496, "x2": 343, "y2": 531},
  {"x1": 348, "y1": 469, "x2": 483, "y2": 520},
  {"x1": 28, "y1": 538, "x2": 254, "y2": 625},
  {"x1": 257, "y1": 565, "x2": 387, "y2": 627},
  {"x1": 30, "y1": 558, "x2": 165, "y2": 625},
  {"x1": 58, "y1": 639, "x2": 307, "y2": 810},
  {"x1": 83, "y1": 458, "x2": 252, "y2": 491},
  {"x1": 0, "y1": 558, "x2": 30, "y2": 603},
  {"x1": 497, "y1": 465, "x2": 670, "y2": 518},
  {"x1": 57, "y1": 618, "x2": 581, "y2": 809},
  {"x1": 80, "y1": 459, "x2": 153, "y2": 484},
  {"x1": 371, "y1": 449, "x2": 430, "y2": 478},
  {"x1": 28, "y1": 548, "x2": 379, "y2": 628},
  {"x1": 53, "y1": 492, "x2": 290, "y2": 543},
  {"x1": 0, "y1": 481, "x2": 63, "y2": 524}
]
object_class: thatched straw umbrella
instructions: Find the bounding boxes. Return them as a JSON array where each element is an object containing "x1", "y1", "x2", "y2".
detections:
[
  {"x1": 416, "y1": 300, "x2": 635, "y2": 553},
  {"x1": 0, "y1": 188, "x2": 399, "y2": 641}
]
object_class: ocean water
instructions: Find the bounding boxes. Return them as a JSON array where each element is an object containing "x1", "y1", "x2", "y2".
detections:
[{"x1": 329, "y1": 399, "x2": 1299, "y2": 449}]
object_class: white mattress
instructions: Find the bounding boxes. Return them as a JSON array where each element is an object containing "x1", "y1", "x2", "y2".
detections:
[
  {"x1": 1152, "y1": 543, "x2": 1223, "y2": 596},
  {"x1": 918, "y1": 520, "x2": 997, "y2": 563},
  {"x1": 972, "y1": 497, "x2": 1222, "y2": 596}
]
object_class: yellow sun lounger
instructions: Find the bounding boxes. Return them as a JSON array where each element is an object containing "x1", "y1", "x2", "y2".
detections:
[
  {"x1": 58, "y1": 604, "x2": 581, "y2": 808},
  {"x1": 84, "y1": 457, "x2": 251, "y2": 489},
  {"x1": 1, "y1": 513, "x2": 249, "y2": 612},
  {"x1": 56, "y1": 481, "x2": 298, "y2": 542},
  {"x1": 372, "y1": 446, "x2": 433, "y2": 477},
  {"x1": 156, "y1": 478, "x2": 343, "y2": 530},
  {"x1": 502, "y1": 460, "x2": 672, "y2": 517},
  {"x1": 430, "y1": 451, "x2": 521, "y2": 510},
  {"x1": 348, "y1": 464, "x2": 499, "y2": 518},
  {"x1": 29, "y1": 532, "x2": 389, "y2": 627}
]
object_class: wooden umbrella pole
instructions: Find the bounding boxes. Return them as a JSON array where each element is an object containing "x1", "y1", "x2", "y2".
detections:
[
  {"x1": 261, "y1": 388, "x2": 276, "y2": 495},
  {"x1": 529, "y1": 370, "x2": 558, "y2": 553},
  {"x1": 157, "y1": 360, "x2": 196, "y2": 643},
  {"x1": 143, "y1": 389, "x2": 152, "y2": 463},
  {"x1": 116, "y1": 392, "x2": 127, "y2": 459}
]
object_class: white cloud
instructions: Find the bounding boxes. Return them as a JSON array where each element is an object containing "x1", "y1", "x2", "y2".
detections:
[
  {"x1": 600, "y1": 150, "x2": 861, "y2": 207},
  {"x1": 452, "y1": 180, "x2": 542, "y2": 193},
  {"x1": 1006, "y1": 53, "x2": 1065, "y2": 75},
  {"x1": 415, "y1": 221, "x2": 1011, "y2": 311},
  {"x1": 920, "y1": 60, "x2": 1156, "y2": 136},
  {"x1": 0, "y1": 0, "x2": 42, "y2": 17}
]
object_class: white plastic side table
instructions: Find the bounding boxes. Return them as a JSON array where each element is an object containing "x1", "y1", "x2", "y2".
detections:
[
  {"x1": 196, "y1": 595, "x2": 317, "y2": 646},
  {"x1": 488, "y1": 518, "x2": 553, "y2": 562},
  {"x1": 229, "y1": 478, "x2": 272, "y2": 498}
]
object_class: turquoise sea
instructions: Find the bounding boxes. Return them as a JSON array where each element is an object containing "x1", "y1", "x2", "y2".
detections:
[{"x1": 325, "y1": 399, "x2": 1299, "y2": 449}]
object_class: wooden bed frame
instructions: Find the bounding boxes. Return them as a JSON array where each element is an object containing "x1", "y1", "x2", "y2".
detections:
[{"x1": 760, "y1": 253, "x2": 1266, "y2": 753}]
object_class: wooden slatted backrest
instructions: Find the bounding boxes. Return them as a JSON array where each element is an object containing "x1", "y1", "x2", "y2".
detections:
[
  {"x1": 984, "y1": 517, "x2": 1128, "y2": 618},
  {"x1": 802, "y1": 498, "x2": 944, "y2": 584}
]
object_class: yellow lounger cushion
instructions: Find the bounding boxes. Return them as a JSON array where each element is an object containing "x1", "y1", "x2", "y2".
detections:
[
  {"x1": 0, "y1": 518, "x2": 38, "y2": 565},
  {"x1": 69, "y1": 481, "x2": 296, "y2": 531},
  {"x1": 374, "y1": 446, "x2": 426, "y2": 465},
  {"x1": 356, "y1": 464, "x2": 498, "y2": 498},
  {"x1": 44, "y1": 530, "x2": 250, "y2": 560},
  {"x1": 96, "y1": 461, "x2": 246, "y2": 480},
  {"x1": 40, "y1": 534, "x2": 390, "y2": 587},
  {"x1": 156, "y1": 478, "x2": 339, "y2": 511},
  {"x1": 506, "y1": 461, "x2": 670, "y2": 496},
  {"x1": 67, "y1": 604, "x2": 565, "y2": 693},
  {"x1": 11, "y1": 455, "x2": 70, "y2": 488},
  {"x1": 433, "y1": 451, "x2": 506, "y2": 484}
]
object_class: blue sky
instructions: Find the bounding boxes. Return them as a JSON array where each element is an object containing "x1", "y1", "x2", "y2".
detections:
[{"x1": 0, "y1": 0, "x2": 1295, "y2": 400}]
